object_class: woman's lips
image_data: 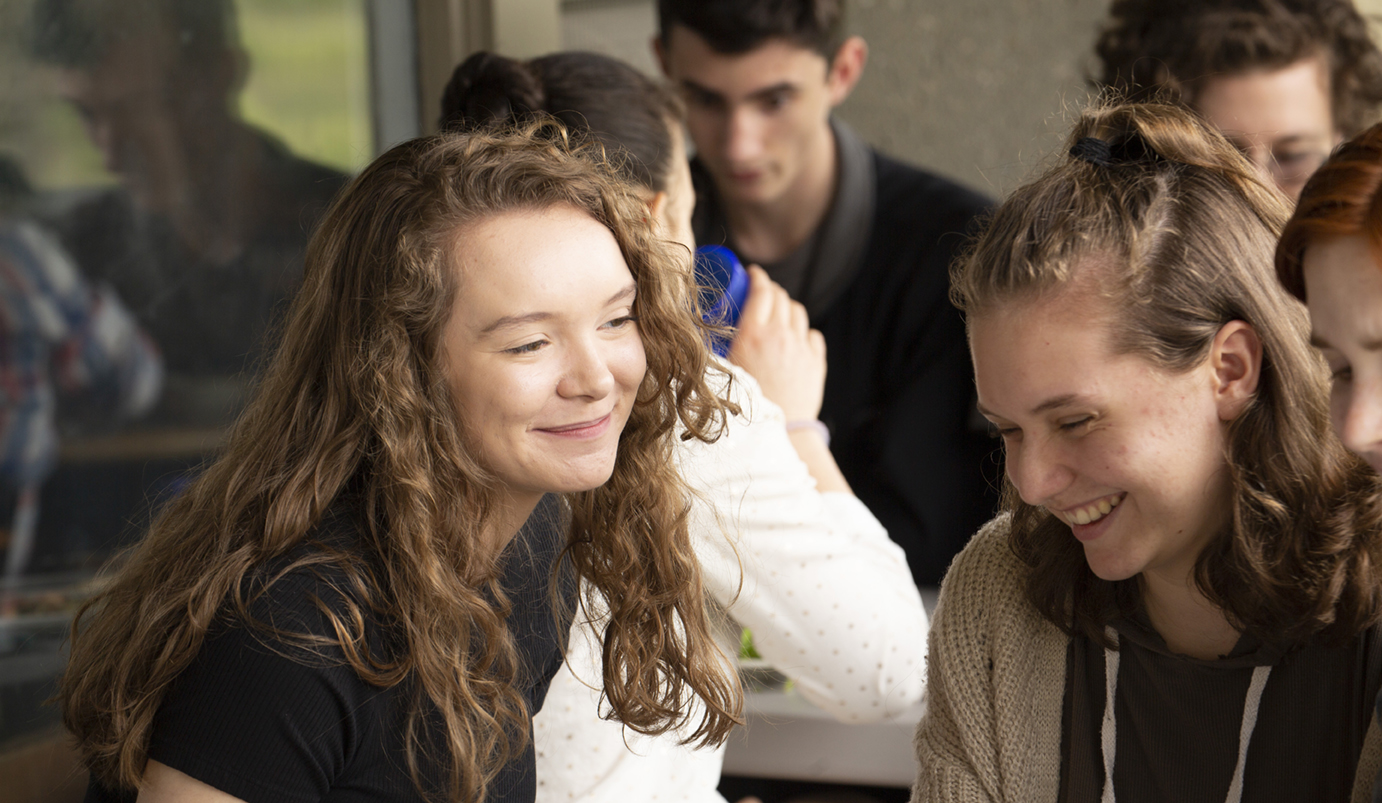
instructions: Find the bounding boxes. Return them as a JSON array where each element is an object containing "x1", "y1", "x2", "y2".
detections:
[
  {"x1": 536, "y1": 413, "x2": 612, "y2": 439},
  {"x1": 1053, "y1": 493, "x2": 1126, "y2": 543}
]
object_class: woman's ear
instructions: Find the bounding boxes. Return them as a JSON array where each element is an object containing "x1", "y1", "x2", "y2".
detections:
[
  {"x1": 646, "y1": 190, "x2": 670, "y2": 232},
  {"x1": 1211, "y1": 320, "x2": 1263, "y2": 421}
]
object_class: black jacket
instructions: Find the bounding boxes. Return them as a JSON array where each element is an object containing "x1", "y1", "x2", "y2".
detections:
[{"x1": 694, "y1": 146, "x2": 999, "y2": 586}]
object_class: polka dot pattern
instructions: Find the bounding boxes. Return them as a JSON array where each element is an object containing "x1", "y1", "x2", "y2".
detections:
[{"x1": 534, "y1": 364, "x2": 929, "y2": 801}]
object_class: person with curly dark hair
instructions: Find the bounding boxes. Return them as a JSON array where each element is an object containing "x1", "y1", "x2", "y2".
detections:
[
  {"x1": 57, "y1": 123, "x2": 742, "y2": 803},
  {"x1": 916, "y1": 100, "x2": 1382, "y2": 802},
  {"x1": 1093, "y1": 0, "x2": 1382, "y2": 200}
]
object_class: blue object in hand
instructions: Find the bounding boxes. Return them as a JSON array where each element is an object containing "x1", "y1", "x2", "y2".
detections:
[{"x1": 693, "y1": 244, "x2": 749, "y2": 356}]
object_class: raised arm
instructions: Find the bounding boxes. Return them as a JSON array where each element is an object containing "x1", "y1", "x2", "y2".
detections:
[{"x1": 683, "y1": 359, "x2": 928, "y2": 721}]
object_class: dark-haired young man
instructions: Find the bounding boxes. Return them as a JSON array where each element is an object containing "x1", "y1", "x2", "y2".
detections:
[
  {"x1": 655, "y1": 0, "x2": 997, "y2": 586},
  {"x1": 1095, "y1": 0, "x2": 1382, "y2": 200}
]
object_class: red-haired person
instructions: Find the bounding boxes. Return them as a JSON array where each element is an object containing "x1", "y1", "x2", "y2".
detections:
[
  {"x1": 1277, "y1": 124, "x2": 1382, "y2": 803},
  {"x1": 1277, "y1": 122, "x2": 1382, "y2": 472}
]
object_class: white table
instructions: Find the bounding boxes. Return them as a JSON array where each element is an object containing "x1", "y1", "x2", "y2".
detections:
[
  {"x1": 721, "y1": 687, "x2": 924, "y2": 786},
  {"x1": 720, "y1": 589, "x2": 938, "y2": 786}
]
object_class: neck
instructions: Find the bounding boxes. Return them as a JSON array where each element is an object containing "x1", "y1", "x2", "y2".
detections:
[
  {"x1": 481, "y1": 491, "x2": 543, "y2": 559},
  {"x1": 1139, "y1": 567, "x2": 1240, "y2": 660},
  {"x1": 722, "y1": 123, "x2": 838, "y2": 266}
]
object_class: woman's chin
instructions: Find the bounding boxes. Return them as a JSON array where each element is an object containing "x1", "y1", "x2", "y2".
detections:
[{"x1": 1083, "y1": 546, "x2": 1141, "y2": 583}]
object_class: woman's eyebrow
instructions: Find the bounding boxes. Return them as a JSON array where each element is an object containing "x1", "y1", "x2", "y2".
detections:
[{"x1": 479, "y1": 282, "x2": 636, "y2": 336}]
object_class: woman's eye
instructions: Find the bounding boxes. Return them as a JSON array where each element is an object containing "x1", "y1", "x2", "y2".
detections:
[
  {"x1": 987, "y1": 423, "x2": 1019, "y2": 439},
  {"x1": 602, "y1": 314, "x2": 638, "y2": 330},
  {"x1": 505, "y1": 339, "x2": 547, "y2": 355},
  {"x1": 1058, "y1": 417, "x2": 1092, "y2": 432},
  {"x1": 1331, "y1": 365, "x2": 1353, "y2": 383}
]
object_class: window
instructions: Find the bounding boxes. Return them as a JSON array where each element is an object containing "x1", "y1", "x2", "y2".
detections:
[{"x1": 0, "y1": 0, "x2": 414, "y2": 792}]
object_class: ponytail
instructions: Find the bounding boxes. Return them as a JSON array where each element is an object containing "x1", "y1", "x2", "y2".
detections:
[
  {"x1": 439, "y1": 50, "x2": 683, "y2": 194},
  {"x1": 439, "y1": 51, "x2": 546, "y2": 132},
  {"x1": 1069, "y1": 102, "x2": 1287, "y2": 233},
  {"x1": 954, "y1": 99, "x2": 1382, "y2": 648}
]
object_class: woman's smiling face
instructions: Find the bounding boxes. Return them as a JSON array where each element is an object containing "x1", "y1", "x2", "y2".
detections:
[
  {"x1": 970, "y1": 285, "x2": 1239, "y2": 585},
  {"x1": 441, "y1": 204, "x2": 648, "y2": 515}
]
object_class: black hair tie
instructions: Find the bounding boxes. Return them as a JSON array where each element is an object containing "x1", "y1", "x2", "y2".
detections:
[{"x1": 1070, "y1": 137, "x2": 1114, "y2": 167}]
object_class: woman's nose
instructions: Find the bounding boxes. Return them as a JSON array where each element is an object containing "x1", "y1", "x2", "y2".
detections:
[
  {"x1": 1005, "y1": 436, "x2": 1075, "y2": 507},
  {"x1": 1337, "y1": 380, "x2": 1382, "y2": 470},
  {"x1": 556, "y1": 339, "x2": 616, "y2": 401}
]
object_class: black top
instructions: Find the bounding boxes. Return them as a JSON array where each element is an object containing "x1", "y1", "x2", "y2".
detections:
[
  {"x1": 86, "y1": 494, "x2": 576, "y2": 803},
  {"x1": 1059, "y1": 606, "x2": 1382, "y2": 802},
  {"x1": 691, "y1": 120, "x2": 999, "y2": 586}
]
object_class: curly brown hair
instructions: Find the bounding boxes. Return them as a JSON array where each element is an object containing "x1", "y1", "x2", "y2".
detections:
[
  {"x1": 58, "y1": 123, "x2": 742, "y2": 802},
  {"x1": 1094, "y1": 0, "x2": 1382, "y2": 138},
  {"x1": 952, "y1": 101, "x2": 1382, "y2": 649}
]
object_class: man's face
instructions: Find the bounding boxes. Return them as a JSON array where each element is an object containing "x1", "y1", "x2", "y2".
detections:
[
  {"x1": 53, "y1": 30, "x2": 227, "y2": 215},
  {"x1": 1192, "y1": 55, "x2": 1340, "y2": 201},
  {"x1": 658, "y1": 26, "x2": 841, "y2": 207}
]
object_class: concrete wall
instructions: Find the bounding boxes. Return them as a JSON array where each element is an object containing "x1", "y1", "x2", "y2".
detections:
[
  {"x1": 560, "y1": 0, "x2": 1107, "y2": 198},
  {"x1": 843, "y1": 0, "x2": 1107, "y2": 197}
]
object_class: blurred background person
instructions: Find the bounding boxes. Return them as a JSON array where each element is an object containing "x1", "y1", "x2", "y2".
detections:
[
  {"x1": 27, "y1": 0, "x2": 348, "y2": 424},
  {"x1": 1093, "y1": 0, "x2": 1382, "y2": 201},
  {"x1": 653, "y1": 0, "x2": 998, "y2": 587},
  {"x1": 440, "y1": 50, "x2": 928, "y2": 803},
  {"x1": 0, "y1": 213, "x2": 160, "y2": 582}
]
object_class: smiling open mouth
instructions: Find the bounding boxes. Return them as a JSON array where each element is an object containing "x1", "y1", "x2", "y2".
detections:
[{"x1": 1054, "y1": 493, "x2": 1125, "y2": 526}]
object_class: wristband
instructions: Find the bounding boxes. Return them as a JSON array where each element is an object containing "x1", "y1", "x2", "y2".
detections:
[{"x1": 785, "y1": 419, "x2": 830, "y2": 447}]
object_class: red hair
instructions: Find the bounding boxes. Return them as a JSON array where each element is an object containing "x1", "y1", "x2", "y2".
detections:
[{"x1": 1277, "y1": 122, "x2": 1382, "y2": 298}]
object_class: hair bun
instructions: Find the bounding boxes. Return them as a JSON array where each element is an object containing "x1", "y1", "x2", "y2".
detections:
[{"x1": 439, "y1": 51, "x2": 547, "y2": 132}]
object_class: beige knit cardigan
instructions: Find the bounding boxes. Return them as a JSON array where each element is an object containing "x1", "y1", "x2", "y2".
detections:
[{"x1": 912, "y1": 514, "x2": 1382, "y2": 803}]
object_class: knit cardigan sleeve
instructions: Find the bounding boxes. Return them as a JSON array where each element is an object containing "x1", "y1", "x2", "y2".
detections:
[{"x1": 912, "y1": 514, "x2": 1067, "y2": 803}]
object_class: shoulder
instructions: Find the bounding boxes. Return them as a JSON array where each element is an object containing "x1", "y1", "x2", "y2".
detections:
[
  {"x1": 932, "y1": 514, "x2": 1029, "y2": 626},
  {"x1": 931, "y1": 513, "x2": 1067, "y2": 667},
  {"x1": 869, "y1": 150, "x2": 992, "y2": 235},
  {"x1": 235, "y1": 502, "x2": 389, "y2": 650}
]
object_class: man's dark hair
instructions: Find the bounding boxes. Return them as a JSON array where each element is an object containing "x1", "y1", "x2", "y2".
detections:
[
  {"x1": 657, "y1": 0, "x2": 846, "y2": 59},
  {"x1": 1094, "y1": 0, "x2": 1382, "y2": 137},
  {"x1": 29, "y1": 0, "x2": 237, "y2": 71}
]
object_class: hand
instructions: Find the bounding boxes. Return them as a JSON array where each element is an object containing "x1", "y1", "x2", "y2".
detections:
[{"x1": 727, "y1": 266, "x2": 827, "y2": 422}]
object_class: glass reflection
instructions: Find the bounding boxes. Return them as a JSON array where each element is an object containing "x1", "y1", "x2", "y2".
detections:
[{"x1": 0, "y1": 0, "x2": 369, "y2": 768}]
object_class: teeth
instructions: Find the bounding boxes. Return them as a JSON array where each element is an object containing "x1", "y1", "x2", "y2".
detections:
[{"x1": 1060, "y1": 494, "x2": 1123, "y2": 526}]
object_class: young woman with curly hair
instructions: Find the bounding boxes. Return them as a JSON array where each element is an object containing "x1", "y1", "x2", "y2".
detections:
[
  {"x1": 914, "y1": 101, "x2": 1382, "y2": 803},
  {"x1": 57, "y1": 124, "x2": 741, "y2": 803},
  {"x1": 1092, "y1": 0, "x2": 1382, "y2": 200},
  {"x1": 439, "y1": 50, "x2": 929, "y2": 803}
]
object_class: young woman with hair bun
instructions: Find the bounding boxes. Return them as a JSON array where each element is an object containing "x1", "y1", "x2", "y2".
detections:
[
  {"x1": 440, "y1": 50, "x2": 929, "y2": 802},
  {"x1": 916, "y1": 101, "x2": 1382, "y2": 802},
  {"x1": 59, "y1": 123, "x2": 741, "y2": 803}
]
